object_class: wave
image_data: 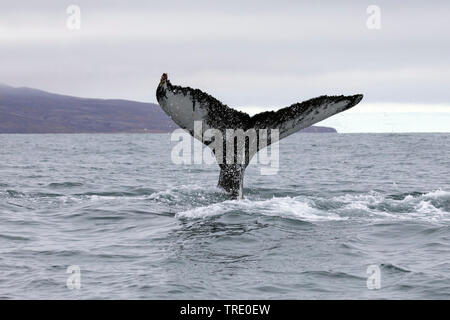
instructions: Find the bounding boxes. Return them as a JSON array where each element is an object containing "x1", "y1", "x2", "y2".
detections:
[
  {"x1": 2, "y1": 182, "x2": 448, "y2": 223},
  {"x1": 332, "y1": 189, "x2": 449, "y2": 222},
  {"x1": 48, "y1": 182, "x2": 83, "y2": 188},
  {"x1": 148, "y1": 184, "x2": 228, "y2": 208},
  {"x1": 176, "y1": 196, "x2": 346, "y2": 221},
  {"x1": 176, "y1": 189, "x2": 450, "y2": 222},
  {"x1": 0, "y1": 233, "x2": 31, "y2": 241}
]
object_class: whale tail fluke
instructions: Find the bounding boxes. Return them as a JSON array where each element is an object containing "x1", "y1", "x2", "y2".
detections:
[{"x1": 156, "y1": 74, "x2": 363, "y2": 198}]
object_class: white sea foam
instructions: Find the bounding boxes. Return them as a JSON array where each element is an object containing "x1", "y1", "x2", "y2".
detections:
[
  {"x1": 422, "y1": 189, "x2": 450, "y2": 199},
  {"x1": 332, "y1": 189, "x2": 449, "y2": 222},
  {"x1": 176, "y1": 189, "x2": 449, "y2": 222},
  {"x1": 148, "y1": 184, "x2": 221, "y2": 201},
  {"x1": 176, "y1": 196, "x2": 346, "y2": 221}
]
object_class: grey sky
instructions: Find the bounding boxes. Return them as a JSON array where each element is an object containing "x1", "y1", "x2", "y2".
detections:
[{"x1": 1, "y1": 1, "x2": 449, "y2": 131}]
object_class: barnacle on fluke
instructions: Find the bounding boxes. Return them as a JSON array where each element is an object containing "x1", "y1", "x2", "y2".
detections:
[{"x1": 156, "y1": 73, "x2": 363, "y2": 198}]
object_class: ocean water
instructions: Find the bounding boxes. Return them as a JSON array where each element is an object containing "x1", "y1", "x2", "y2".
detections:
[{"x1": 0, "y1": 133, "x2": 449, "y2": 299}]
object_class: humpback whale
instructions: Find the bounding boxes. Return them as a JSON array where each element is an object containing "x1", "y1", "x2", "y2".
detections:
[{"x1": 156, "y1": 73, "x2": 363, "y2": 198}]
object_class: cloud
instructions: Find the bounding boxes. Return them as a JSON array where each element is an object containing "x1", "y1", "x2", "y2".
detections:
[{"x1": 0, "y1": 0, "x2": 449, "y2": 112}]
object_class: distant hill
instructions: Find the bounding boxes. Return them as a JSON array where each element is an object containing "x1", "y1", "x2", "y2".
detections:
[
  {"x1": 299, "y1": 125, "x2": 336, "y2": 133},
  {"x1": 0, "y1": 84, "x2": 336, "y2": 133},
  {"x1": 0, "y1": 84, "x2": 177, "y2": 133}
]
